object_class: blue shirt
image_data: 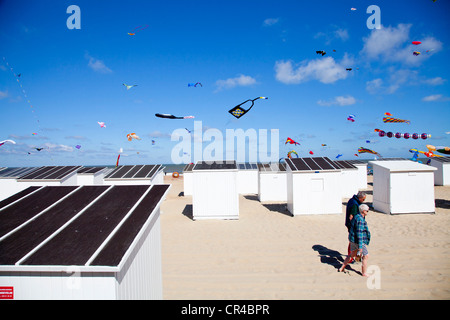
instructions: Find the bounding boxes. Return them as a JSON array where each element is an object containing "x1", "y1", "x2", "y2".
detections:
[{"x1": 348, "y1": 213, "x2": 371, "y2": 249}]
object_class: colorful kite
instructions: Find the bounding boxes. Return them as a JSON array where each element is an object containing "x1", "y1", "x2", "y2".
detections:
[
  {"x1": 123, "y1": 83, "x2": 137, "y2": 90},
  {"x1": 128, "y1": 25, "x2": 148, "y2": 36},
  {"x1": 115, "y1": 154, "x2": 121, "y2": 167},
  {"x1": 287, "y1": 150, "x2": 298, "y2": 159},
  {"x1": 413, "y1": 51, "x2": 421, "y2": 56},
  {"x1": 98, "y1": 121, "x2": 106, "y2": 128},
  {"x1": 347, "y1": 114, "x2": 355, "y2": 122},
  {"x1": 409, "y1": 148, "x2": 443, "y2": 158},
  {"x1": 127, "y1": 133, "x2": 141, "y2": 141},
  {"x1": 375, "y1": 129, "x2": 431, "y2": 140},
  {"x1": 0, "y1": 139, "x2": 16, "y2": 147},
  {"x1": 75, "y1": 145, "x2": 81, "y2": 149},
  {"x1": 188, "y1": 82, "x2": 202, "y2": 87},
  {"x1": 228, "y1": 97, "x2": 268, "y2": 119},
  {"x1": 412, "y1": 41, "x2": 422, "y2": 45},
  {"x1": 336, "y1": 154, "x2": 343, "y2": 159},
  {"x1": 285, "y1": 137, "x2": 300, "y2": 146},
  {"x1": 358, "y1": 147, "x2": 381, "y2": 157},
  {"x1": 309, "y1": 151, "x2": 314, "y2": 155},
  {"x1": 316, "y1": 50, "x2": 326, "y2": 56},
  {"x1": 155, "y1": 113, "x2": 195, "y2": 119},
  {"x1": 426, "y1": 145, "x2": 450, "y2": 155},
  {"x1": 382, "y1": 113, "x2": 410, "y2": 124}
]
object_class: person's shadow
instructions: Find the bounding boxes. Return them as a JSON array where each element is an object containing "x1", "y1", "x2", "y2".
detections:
[{"x1": 312, "y1": 244, "x2": 361, "y2": 274}]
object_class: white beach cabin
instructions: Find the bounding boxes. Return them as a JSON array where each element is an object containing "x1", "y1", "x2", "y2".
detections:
[
  {"x1": 0, "y1": 167, "x2": 40, "y2": 201},
  {"x1": 429, "y1": 156, "x2": 450, "y2": 186},
  {"x1": 0, "y1": 184, "x2": 170, "y2": 300},
  {"x1": 103, "y1": 165, "x2": 164, "y2": 185},
  {"x1": 257, "y1": 163, "x2": 287, "y2": 202},
  {"x1": 346, "y1": 160, "x2": 368, "y2": 190},
  {"x1": 183, "y1": 163, "x2": 194, "y2": 196},
  {"x1": 237, "y1": 162, "x2": 259, "y2": 195},
  {"x1": 370, "y1": 160, "x2": 437, "y2": 214},
  {"x1": 76, "y1": 167, "x2": 107, "y2": 185},
  {"x1": 333, "y1": 160, "x2": 360, "y2": 198},
  {"x1": 286, "y1": 157, "x2": 342, "y2": 215},
  {"x1": 192, "y1": 161, "x2": 238, "y2": 220}
]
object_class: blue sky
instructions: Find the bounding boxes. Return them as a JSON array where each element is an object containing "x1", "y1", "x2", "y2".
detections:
[{"x1": 1, "y1": 0, "x2": 449, "y2": 167}]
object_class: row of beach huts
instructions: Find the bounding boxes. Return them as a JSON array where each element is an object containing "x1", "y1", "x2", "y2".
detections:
[
  {"x1": 184, "y1": 157, "x2": 449, "y2": 219},
  {"x1": 0, "y1": 157, "x2": 448, "y2": 300}
]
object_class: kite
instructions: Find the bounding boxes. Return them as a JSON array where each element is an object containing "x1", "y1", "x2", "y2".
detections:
[
  {"x1": 412, "y1": 41, "x2": 422, "y2": 45},
  {"x1": 188, "y1": 82, "x2": 202, "y2": 87},
  {"x1": 382, "y1": 113, "x2": 410, "y2": 124},
  {"x1": 316, "y1": 50, "x2": 326, "y2": 56},
  {"x1": 358, "y1": 147, "x2": 382, "y2": 157},
  {"x1": 152, "y1": 140, "x2": 156, "y2": 145},
  {"x1": 228, "y1": 97, "x2": 268, "y2": 119},
  {"x1": 123, "y1": 83, "x2": 137, "y2": 90},
  {"x1": 354, "y1": 154, "x2": 359, "y2": 157},
  {"x1": 347, "y1": 114, "x2": 355, "y2": 122},
  {"x1": 336, "y1": 154, "x2": 343, "y2": 159},
  {"x1": 351, "y1": 8, "x2": 357, "y2": 11},
  {"x1": 413, "y1": 51, "x2": 421, "y2": 56},
  {"x1": 115, "y1": 154, "x2": 121, "y2": 167},
  {"x1": 375, "y1": 129, "x2": 431, "y2": 140},
  {"x1": 346, "y1": 68, "x2": 352, "y2": 71},
  {"x1": 35, "y1": 147, "x2": 44, "y2": 151},
  {"x1": 409, "y1": 148, "x2": 443, "y2": 158},
  {"x1": 426, "y1": 145, "x2": 450, "y2": 155},
  {"x1": 185, "y1": 128, "x2": 192, "y2": 134},
  {"x1": 128, "y1": 25, "x2": 148, "y2": 36},
  {"x1": 127, "y1": 133, "x2": 141, "y2": 141},
  {"x1": 321, "y1": 144, "x2": 327, "y2": 147},
  {"x1": 285, "y1": 137, "x2": 300, "y2": 146},
  {"x1": 0, "y1": 139, "x2": 16, "y2": 147},
  {"x1": 287, "y1": 150, "x2": 298, "y2": 159},
  {"x1": 98, "y1": 121, "x2": 106, "y2": 128},
  {"x1": 155, "y1": 113, "x2": 195, "y2": 119},
  {"x1": 309, "y1": 151, "x2": 314, "y2": 155},
  {"x1": 32, "y1": 132, "x2": 37, "y2": 135},
  {"x1": 75, "y1": 145, "x2": 81, "y2": 149}
]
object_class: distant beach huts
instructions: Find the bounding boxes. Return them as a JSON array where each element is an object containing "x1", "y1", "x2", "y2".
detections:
[
  {"x1": 183, "y1": 163, "x2": 194, "y2": 196},
  {"x1": 286, "y1": 157, "x2": 342, "y2": 215},
  {"x1": 237, "y1": 162, "x2": 259, "y2": 195},
  {"x1": 103, "y1": 165, "x2": 164, "y2": 185},
  {"x1": 0, "y1": 166, "x2": 80, "y2": 201},
  {"x1": 257, "y1": 162, "x2": 287, "y2": 202},
  {"x1": 0, "y1": 184, "x2": 170, "y2": 300},
  {"x1": 429, "y1": 157, "x2": 450, "y2": 186},
  {"x1": 76, "y1": 166, "x2": 107, "y2": 185},
  {"x1": 370, "y1": 160, "x2": 437, "y2": 214},
  {"x1": 192, "y1": 161, "x2": 239, "y2": 220}
]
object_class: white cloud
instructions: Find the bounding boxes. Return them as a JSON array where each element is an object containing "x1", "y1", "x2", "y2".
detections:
[
  {"x1": 263, "y1": 18, "x2": 279, "y2": 27},
  {"x1": 318, "y1": 95, "x2": 356, "y2": 106},
  {"x1": 215, "y1": 74, "x2": 257, "y2": 91},
  {"x1": 422, "y1": 77, "x2": 446, "y2": 86},
  {"x1": 422, "y1": 94, "x2": 450, "y2": 102},
  {"x1": 361, "y1": 24, "x2": 443, "y2": 66},
  {"x1": 0, "y1": 90, "x2": 8, "y2": 99},
  {"x1": 366, "y1": 69, "x2": 418, "y2": 94},
  {"x1": 43, "y1": 142, "x2": 74, "y2": 152},
  {"x1": 85, "y1": 53, "x2": 112, "y2": 74},
  {"x1": 275, "y1": 56, "x2": 351, "y2": 84}
]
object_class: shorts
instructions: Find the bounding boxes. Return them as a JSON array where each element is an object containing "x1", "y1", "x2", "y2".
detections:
[{"x1": 350, "y1": 242, "x2": 369, "y2": 256}]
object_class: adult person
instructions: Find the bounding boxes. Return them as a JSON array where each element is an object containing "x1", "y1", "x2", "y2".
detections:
[
  {"x1": 339, "y1": 204, "x2": 371, "y2": 276},
  {"x1": 345, "y1": 191, "x2": 366, "y2": 261}
]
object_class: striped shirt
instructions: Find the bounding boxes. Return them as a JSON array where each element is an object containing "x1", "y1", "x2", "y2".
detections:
[{"x1": 348, "y1": 213, "x2": 371, "y2": 249}]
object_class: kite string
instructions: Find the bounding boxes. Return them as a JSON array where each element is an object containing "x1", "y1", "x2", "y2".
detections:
[{"x1": 2, "y1": 56, "x2": 42, "y2": 133}]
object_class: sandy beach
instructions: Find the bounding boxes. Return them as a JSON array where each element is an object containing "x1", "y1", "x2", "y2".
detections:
[{"x1": 160, "y1": 175, "x2": 450, "y2": 300}]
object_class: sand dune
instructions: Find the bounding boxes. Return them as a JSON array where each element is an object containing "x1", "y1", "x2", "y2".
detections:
[{"x1": 161, "y1": 175, "x2": 450, "y2": 299}]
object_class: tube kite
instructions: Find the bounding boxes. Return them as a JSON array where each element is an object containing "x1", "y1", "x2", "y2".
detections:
[
  {"x1": 0, "y1": 140, "x2": 16, "y2": 147},
  {"x1": 285, "y1": 137, "x2": 300, "y2": 146},
  {"x1": 155, "y1": 113, "x2": 195, "y2": 119},
  {"x1": 375, "y1": 129, "x2": 430, "y2": 140},
  {"x1": 116, "y1": 154, "x2": 121, "y2": 167},
  {"x1": 426, "y1": 145, "x2": 450, "y2": 155},
  {"x1": 228, "y1": 97, "x2": 268, "y2": 119},
  {"x1": 409, "y1": 148, "x2": 443, "y2": 158},
  {"x1": 383, "y1": 113, "x2": 410, "y2": 124},
  {"x1": 358, "y1": 147, "x2": 382, "y2": 157},
  {"x1": 413, "y1": 51, "x2": 421, "y2": 56},
  {"x1": 287, "y1": 150, "x2": 298, "y2": 159}
]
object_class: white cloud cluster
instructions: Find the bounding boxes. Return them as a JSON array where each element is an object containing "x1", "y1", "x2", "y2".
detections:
[
  {"x1": 215, "y1": 74, "x2": 257, "y2": 91},
  {"x1": 317, "y1": 95, "x2": 356, "y2": 106},
  {"x1": 274, "y1": 56, "x2": 351, "y2": 84},
  {"x1": 85, "y1": 53, "x2": 113, "y2": 74}
]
